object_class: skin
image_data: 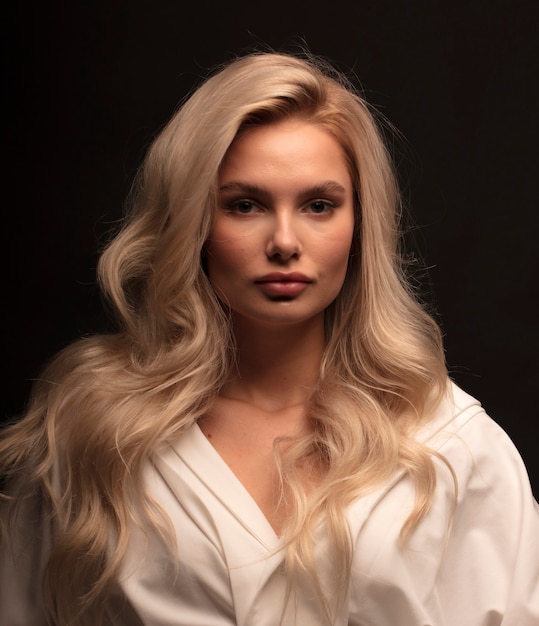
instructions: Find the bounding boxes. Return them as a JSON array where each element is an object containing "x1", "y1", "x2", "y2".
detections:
[
  {"x1": 201, "y1": 118, "x2": 356, "y2": 533},
  {"x1": 206, "y1": 118, "x2": 355, "y2": 331}
]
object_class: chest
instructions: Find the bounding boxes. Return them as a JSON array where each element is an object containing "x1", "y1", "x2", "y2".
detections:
[{"x1": 198, "y1": 421, "x2": 290, "y2": 534}]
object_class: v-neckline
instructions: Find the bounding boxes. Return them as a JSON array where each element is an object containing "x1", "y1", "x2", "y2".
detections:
[
  {"x1": 168, "y1": 422, "x2": 282, "y2": 548},
  {"x1": 165, "y1": 384, "x2": 475, "y2": 553}
]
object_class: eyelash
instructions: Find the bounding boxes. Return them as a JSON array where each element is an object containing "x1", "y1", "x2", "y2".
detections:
[
  {"x1": 224, "y1": 199, "x2": 338, "y2": 215},
  {"x1": 306, "y1": 200, "x2": 336, "y2": 214},
  {"x1": 226, "y1": 200, "x2": 259, "y2": 214}
]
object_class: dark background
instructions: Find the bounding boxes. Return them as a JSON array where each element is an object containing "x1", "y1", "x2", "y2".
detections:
[{"x1": 3, "y1": 1, "x2": 538, "y2": 496}]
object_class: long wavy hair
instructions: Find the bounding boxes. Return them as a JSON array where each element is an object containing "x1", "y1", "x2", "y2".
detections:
[{"x1": 0, "y1": 50, "x2": 448, "y2": 624}]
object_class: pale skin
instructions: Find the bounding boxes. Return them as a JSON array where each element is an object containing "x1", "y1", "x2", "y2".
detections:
[{"x1": 200, "y1": 118, "x2": 356, "y2": 534}]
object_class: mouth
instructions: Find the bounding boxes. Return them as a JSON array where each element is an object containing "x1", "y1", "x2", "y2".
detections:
[{"x1": 254, "y1": 272, "x2": 312, "y2": 297}]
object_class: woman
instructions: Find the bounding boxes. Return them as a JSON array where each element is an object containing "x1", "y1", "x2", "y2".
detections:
[{"x1": 1, "y1": 51, "x2": 538, "y2": 625}]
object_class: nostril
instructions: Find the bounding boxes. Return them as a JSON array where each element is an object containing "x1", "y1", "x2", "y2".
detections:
[
  {"x1": 266, "y1": 233, "x2": 301, "y2": 260},
  {"x1": 266, "y1": 245, "x2": 301, "y2": 262}
]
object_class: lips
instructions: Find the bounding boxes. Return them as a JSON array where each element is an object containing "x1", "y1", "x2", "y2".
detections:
[{"x1": 255, "y1": 272, "x2": 312, "y2": 297}]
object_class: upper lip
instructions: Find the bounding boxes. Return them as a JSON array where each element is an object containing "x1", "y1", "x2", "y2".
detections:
[{"x1": 255, "y1": 272, "x2": 312, "y2": 283}]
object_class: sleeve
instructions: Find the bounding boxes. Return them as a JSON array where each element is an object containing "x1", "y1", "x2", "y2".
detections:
[
  {"x1": 0, "y1": 490, "x2": 52, "y2": 626},
  {"x1": 434, "y1": 412, "x2": 539, "y2": 625},
  {"x1": 348, "y1": 410, "x2": 539, "y2": 626},
  {"x1": 0, "y1": 488, "x2": 147, "y2": 626}
]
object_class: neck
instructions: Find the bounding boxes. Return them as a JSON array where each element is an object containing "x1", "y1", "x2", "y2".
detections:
[{"x1": 223, "y1": 314, "x2": 325, "y2": 411}]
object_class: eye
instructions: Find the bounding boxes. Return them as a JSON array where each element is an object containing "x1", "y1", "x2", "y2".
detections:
[
  {"x1": 305, "y1": 199, "x2": 335, "y2": 214},
  {"x1": 226, "y1": 199, "x2": 261, "y2": 215}
]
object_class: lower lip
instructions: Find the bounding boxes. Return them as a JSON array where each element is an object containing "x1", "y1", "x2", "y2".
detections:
[{"x1": 256, "y1": 281, "x2": 310, "y2": 296}]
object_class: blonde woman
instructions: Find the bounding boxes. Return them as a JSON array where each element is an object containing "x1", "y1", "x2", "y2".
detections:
[{"x1": 1, "y1": 51, "x2": 538, "y2": 626}]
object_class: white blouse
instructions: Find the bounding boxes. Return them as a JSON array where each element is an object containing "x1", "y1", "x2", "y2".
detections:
[{"x1": 2, "y1": 382, "x2": 538, "y2": 625}]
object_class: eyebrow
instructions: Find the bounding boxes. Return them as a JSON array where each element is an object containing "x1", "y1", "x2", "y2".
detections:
[{"x1": 218, "y1": 180, "x2": 347, "y2": 196}]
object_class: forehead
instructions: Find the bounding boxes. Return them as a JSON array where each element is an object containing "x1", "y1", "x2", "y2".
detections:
[{"x1": 219, "y1": 119, "x2": 351, "y2": 187}]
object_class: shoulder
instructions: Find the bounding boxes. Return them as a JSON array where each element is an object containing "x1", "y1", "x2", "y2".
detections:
[
  {"x1": 421, "y1": 381, "x2": 534, "y2": 500},
  {"x1": 348, "y1": 380, "x2": 536, "y2": 531},
  {"x1": 347, "y1": 382, "x2": 539, "y2": 625}
]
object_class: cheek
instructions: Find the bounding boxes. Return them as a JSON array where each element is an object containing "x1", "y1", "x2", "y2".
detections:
[
  {"x1": 205, "y1": 236, "x2": 248, "y2": 284},
  {"x1": 316, "y1": 228, "x2": 354, "y2": 274}
]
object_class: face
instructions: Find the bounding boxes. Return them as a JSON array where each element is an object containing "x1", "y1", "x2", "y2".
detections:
[{"x1": 205, "y1": 118, "x2": 355, "y2": 328}]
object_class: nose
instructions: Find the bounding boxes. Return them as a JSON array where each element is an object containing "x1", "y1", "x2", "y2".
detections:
[{"x1": 265, "y1": 212, "x2": 302, "y2": 261}]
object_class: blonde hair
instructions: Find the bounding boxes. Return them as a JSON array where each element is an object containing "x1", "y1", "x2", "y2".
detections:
[{"x1": 0, "y1": 50, "x2": 448, "y2": 624}]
